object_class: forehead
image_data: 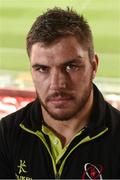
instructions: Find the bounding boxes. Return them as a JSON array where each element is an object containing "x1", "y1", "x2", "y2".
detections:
[{"x1": 30, "y1": 36, "x2": 88, "y2": 65}]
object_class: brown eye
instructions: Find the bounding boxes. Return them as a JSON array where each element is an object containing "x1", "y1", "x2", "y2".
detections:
[
  {"x1": 36, "y1": 66, "x2": 49, "y2": 73},
  {"x1": 65, "y1": 64, "x2": 79, "y2": 72}
]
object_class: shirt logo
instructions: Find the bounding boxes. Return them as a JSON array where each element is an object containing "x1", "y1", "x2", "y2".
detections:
[
  {"x1": 15, "y1": 160, "x2": 32, "y2": 180},
  {"x1": 82, "y1": 163, "x2": 103, "y2": 180},
  {"x1": 17, "y1": 160, "x2": 27, "y2": 174}
]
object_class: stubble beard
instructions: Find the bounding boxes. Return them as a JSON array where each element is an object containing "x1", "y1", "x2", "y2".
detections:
[{"x1": 36, "y1": 81, "x2": 93, "y2": 121}]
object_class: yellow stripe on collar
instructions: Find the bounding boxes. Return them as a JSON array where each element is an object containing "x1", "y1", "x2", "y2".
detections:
[{"x1": 42, "y1": 125, "x2": 84, "y2": 164}]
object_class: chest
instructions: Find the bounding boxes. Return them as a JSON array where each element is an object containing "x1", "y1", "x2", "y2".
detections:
[{"x1": 11, "y1": 131, "x2": 120, "y2": 179}]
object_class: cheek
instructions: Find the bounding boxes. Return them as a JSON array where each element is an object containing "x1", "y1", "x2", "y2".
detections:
[
  {"x1": 32, "y1": 74, "x2": 50, "y2": 97},
  {"x1": 32, "y1": 73, "x2": 41, "y2": 88},
  {"x1": 34, "y1": 80, "x2": 47, "y2": 100},
  {"x1": 71, "y1": 67, "x2": 93, "y2": 88},
  {"x1": 81, "y1": 64, "x2": 93, "y2": 79}
]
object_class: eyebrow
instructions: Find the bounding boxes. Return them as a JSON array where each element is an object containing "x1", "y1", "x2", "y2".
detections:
[
  {"x1": 61, "y1": 56, "x2": 84, "y2": 66},
  {"x1": 32, "y1": 64, "x2": 49, "y2": 69},
  {"x1": 31, "y1": 56, "x2": 83, "y2": 68}
]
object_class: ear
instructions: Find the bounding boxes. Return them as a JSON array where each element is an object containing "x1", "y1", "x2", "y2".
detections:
[{"x1": 92, "y1": 53, "x2": 99, "y2": 79}]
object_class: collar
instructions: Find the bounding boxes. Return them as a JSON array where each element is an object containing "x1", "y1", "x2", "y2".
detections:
[
  {"x1": 21, "y1": 98, "x2": 43, "y2": 131},
  {"x1": 87, "y1": 84, "x2": 108, "y2": 137}
]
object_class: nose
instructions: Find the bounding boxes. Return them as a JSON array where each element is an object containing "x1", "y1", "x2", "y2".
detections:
[{"x1": 49, "y1": 69, "x2": 66, "y2": 90}]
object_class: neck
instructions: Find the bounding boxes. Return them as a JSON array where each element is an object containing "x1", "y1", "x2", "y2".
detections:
[{"x1": 42, "y1": 89, "x2": 93, "y2": 147}]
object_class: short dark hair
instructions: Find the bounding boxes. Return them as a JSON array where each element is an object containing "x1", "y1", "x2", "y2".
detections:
[{"x1": 26, "y1": 7, "x2": 94, "y2": 61}]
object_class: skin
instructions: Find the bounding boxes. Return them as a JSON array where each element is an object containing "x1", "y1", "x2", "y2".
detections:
[{"x1": 30, "y1": 36, "x2": 98, "y2": 146}]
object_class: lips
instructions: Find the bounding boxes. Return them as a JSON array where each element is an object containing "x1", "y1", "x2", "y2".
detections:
[
  {"x1": 48, "y1": 96, "x2": 73, "y2": 106},
  {"x1": 46, "y1": 91, "x2": 74, "y2": 106},
  {"x1": 50, "y1": 97, "x2": 71, "y2": 101}
]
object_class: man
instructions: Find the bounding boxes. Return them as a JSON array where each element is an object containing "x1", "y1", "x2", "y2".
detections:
[{"x1": 0, "y1": 7, "x2": 120, "y2": 179}]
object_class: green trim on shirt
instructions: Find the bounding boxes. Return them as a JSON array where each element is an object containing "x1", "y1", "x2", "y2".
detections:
[
  {"x1": 42, "y1": 125, "x2": 84, "y2": 164},
  {"x1": 20, "y1": 123, "x2": 108, "y2": 178}
]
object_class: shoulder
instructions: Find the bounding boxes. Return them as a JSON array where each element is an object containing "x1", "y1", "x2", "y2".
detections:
[
  {"x1": 106, "y1": 102, "x2": 120, "y2": 134},
  {"x1": 0, "y1": 99, "x2": 37, "y2": 131},
  {"x1": 106, "y1": 102, "x2": 120, "y2": 121}
]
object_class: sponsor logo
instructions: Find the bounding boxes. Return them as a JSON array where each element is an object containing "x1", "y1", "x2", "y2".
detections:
[{"x1": 82, "y1": 163, "x2": 103, "y2": 180}]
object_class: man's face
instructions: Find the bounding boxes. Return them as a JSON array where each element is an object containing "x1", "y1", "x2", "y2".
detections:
[{"x1": 30, "y1": 36, "x2": 98, "y2": 121}]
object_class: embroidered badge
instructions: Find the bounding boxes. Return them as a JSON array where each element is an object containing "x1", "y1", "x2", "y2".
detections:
[
  {"x1": 82, "y1": 163, "x2": 104, "y2": 180},
  {"x1": 17, "y1": 160, "x2": 27, "y2": 174},
  {"x1": 15, "y1": 160, "x2": 32, "y2": 180}
]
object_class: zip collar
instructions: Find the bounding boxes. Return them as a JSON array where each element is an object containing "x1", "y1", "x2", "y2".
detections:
[
  {"x1": 20, "y1": 123, "x2": 108, "y2": 178},
  {"x1": 20, "y1": 98, "x2": 43, "y2": 131}
]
